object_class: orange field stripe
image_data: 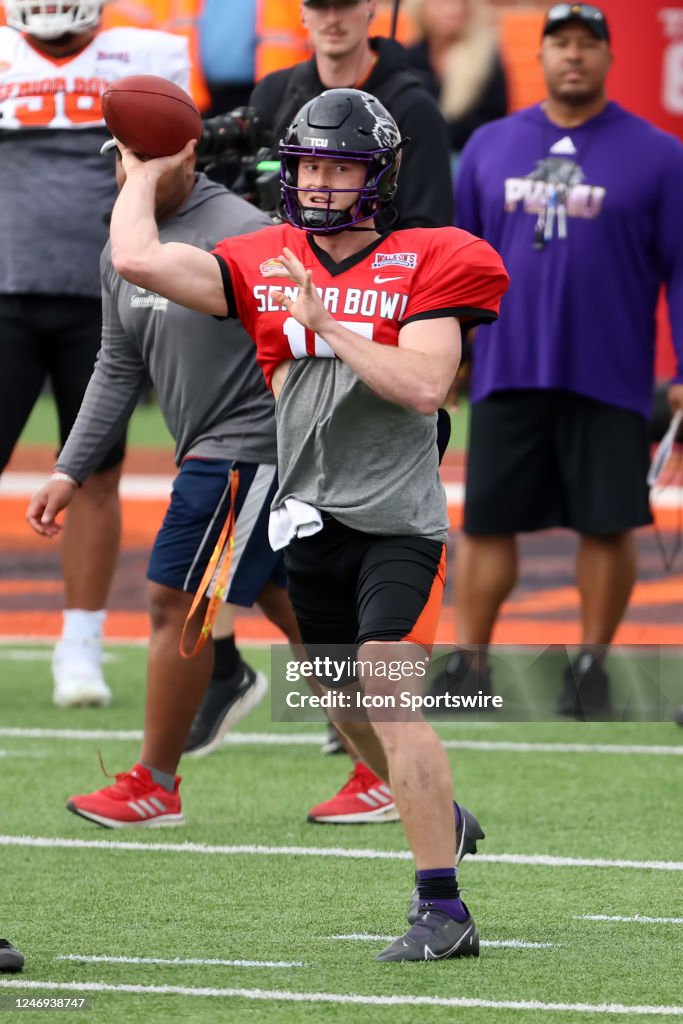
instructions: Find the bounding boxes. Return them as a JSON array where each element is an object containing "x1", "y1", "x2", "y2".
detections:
[
  {"x1": 506, "y1": 575, "x2": 683, "y2": 614},
  {"x1": 1, "y1": 610, "x2": 682, "y2": 647},
  {"x1": 2, "y1": 496, "x2": 682, "y2": 540},
  {"x1": 1, "y1": 496, "x2": 167, "y2": 546}
]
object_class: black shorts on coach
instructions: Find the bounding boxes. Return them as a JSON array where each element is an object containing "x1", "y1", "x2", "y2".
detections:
[{"x1": 464, "y1": 389, "x2": 653, "y2": 536}]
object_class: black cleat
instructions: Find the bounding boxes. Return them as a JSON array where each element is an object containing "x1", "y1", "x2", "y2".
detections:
[
  {"x1": 556, "y1": 654, "x2": 613, "y2": 720},
  {"x1": 675, "y1": 705, "x2": 683, "y2": 727},
  {"x1": 184, "y1": 663, "x2": 267, "y2": 757},
  {"x1": 0, "y1": 939, "x2": 24, "y2": 973},
  {"x1": 427, "y1": 650, "x2": 494, "y2": 715},
  {"x1": 377, "y1": 907, "x2": 479, "y2": 962},
  {"x1": 320, "y1": 722, "x2": 345, "y2": 755},
  {"x1": 407, "y1": 804, "x2": 485, "y2": 923}
]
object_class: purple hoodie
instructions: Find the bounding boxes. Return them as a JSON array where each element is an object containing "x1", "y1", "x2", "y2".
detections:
[{"x1": 456, "y1": 101, "x2": 683, "y2": 419}]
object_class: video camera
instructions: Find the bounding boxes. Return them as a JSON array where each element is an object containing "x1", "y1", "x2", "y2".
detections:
[{"x1": 195, "y1": 107, "x2": 281, "y2": 216}]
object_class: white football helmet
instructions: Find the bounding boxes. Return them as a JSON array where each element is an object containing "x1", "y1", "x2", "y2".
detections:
[{"x1": 4, "y1": 1, "x2": 105, "y2": 38}]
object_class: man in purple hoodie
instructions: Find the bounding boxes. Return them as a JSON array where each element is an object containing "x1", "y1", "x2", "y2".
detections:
[{"x1": 432, "y1": 3, "x2": 683, "y2": 718}]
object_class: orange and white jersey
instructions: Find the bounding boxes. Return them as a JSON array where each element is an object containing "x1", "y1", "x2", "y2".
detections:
[{"x1": 0, "y1": 25, "x2": 189, "y2": 130}]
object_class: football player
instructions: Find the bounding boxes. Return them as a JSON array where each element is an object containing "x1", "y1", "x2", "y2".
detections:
[
  {"x1": 0, "y1": 1, "x2": 186, "y2": 706},
  {"x1": 107, "y1": 88, "x2": 509, "y2": 961}
]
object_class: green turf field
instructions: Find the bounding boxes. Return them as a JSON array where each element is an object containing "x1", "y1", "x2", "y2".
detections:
[
  {"x1": 18, "y1": 395, "x2": 175, "y2": 450},
  {"x1": 17, "y1": 395, "x2": 469, "y2": 452},
  {"x1": 1, "y1": 642, "x2": 681, "y2": 1023}
]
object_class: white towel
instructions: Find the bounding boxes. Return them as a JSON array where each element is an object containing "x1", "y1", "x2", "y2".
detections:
[{"x1": 268, "y1": 498, "x2": 323, "y2": 551}]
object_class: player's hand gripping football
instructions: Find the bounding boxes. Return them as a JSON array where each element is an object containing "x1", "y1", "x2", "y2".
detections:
[
  {"x1": 117, "y1": 138, "x2": 197, "y2": 180},
  {"x1": 265, "y1": 248, "x2": 334, "y2": 336}
]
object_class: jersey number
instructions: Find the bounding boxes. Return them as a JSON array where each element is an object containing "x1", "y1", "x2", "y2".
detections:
[
  {"x1": 283, "y1": 317, "x2": 374, "y2": 359},
  {"x1": 11, "y1": 92, "x2": 102, "y2": 127}
]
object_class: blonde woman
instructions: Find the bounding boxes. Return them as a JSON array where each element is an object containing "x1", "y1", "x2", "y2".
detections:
[{"x1": 405, "y1": 0, "x2": 507, "y2": 159}]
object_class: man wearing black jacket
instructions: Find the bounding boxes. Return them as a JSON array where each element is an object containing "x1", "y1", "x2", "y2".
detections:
[
  {"x1": 250, "y1": 0, "x2": 454, "y2": 230},
  {"x1": 251, "y1": 0, "x2": 455, "y2": 824}
]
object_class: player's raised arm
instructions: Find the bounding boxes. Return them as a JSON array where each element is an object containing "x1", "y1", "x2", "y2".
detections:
[{"x1": 110, "y1": 142, "x2": 227, "y2": 316}]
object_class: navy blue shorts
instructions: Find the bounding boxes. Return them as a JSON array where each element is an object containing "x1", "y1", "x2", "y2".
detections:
[{"x1": 147, "y1": 457, "x2": 286, "y2": 606}]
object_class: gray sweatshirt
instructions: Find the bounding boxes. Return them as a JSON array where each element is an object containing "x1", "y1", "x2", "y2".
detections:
[{"x1": 57, "y1": 175, "x2": 276, "y2": 481}]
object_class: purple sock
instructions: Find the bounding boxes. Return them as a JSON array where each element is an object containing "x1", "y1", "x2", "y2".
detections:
[{"x1": 416, "y1": 867, "x2": 468, "y2": 923}]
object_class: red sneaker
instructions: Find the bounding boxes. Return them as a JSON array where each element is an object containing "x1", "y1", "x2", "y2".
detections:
[
  {"x1": 307, "y1": 762, "x2": 400, "y2": 824},
  {"x1": 66, "y1": 763, "x2": 184, "y2": 829}
]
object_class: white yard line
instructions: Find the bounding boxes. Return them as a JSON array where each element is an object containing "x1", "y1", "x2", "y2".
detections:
[
  {"x1": 57, "y1": 955, "x2": 304, "y2": 969},
  {"x1": 0, "y1": 649, "x2": 120, "y2": 663},
  {"x1": 0, "y1": 473, "x2": 174, "y2": 499},
  {"x1": 0, "y1": 728, "x2": 144, "y2": 741},
  {"x1": 576, "y1": 915, "x2": 683, "y2": 925},
  {"x1": 0, "y1": 636, "x2": 153, "y2": 647},
  {"x1": 0, "y1": 750, "x2": 49, "y2": 759},
  {"x1": 1, "y1": 834, "x2": 682, "y2": 872},
  {"x1": 1, "y1": 727, "x2": 682, "y2": 757},
  {"x1": 0, "y1": 979, "x2": 681, "y2": 1016},
  {"x1": 4, "y1": 471, "x2": 683, "y2": 510},
  {"x1": 328, "y1": 935, "x2": 557, "y2": 949}
]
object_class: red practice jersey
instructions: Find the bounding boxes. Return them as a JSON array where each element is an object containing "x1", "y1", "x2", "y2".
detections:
[{"x1": 213, "y1": 223, "x2": 509, "y2": 391}]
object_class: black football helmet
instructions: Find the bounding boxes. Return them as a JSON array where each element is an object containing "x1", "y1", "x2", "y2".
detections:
[{"x1": 279, "y1": 88, "x2": 402, "y2": 234}]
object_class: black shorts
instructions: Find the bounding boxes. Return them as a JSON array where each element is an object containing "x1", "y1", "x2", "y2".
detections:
[
  {"x1": 284, "y1": 514, "x2": 446, "y2": 650},
  {"x1": 464, "y1": 389, "x2": 653, "y2": 536},
  {"x1": 0, "y1": 295, "x2": 126, "y2": 473}
]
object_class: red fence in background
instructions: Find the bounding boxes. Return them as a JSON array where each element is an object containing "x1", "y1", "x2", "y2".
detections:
[{"x1": 599, "y1": 0, "x2": 683, "y2": 378}]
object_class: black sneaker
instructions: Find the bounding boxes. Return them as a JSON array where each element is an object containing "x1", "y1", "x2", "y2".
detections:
[
  {"x1": 184, "y1": 663, "x2": 268, "y2": 758},
  {"x1": 0, "y1": 939, "x2": 24, "y2": 973},
  {"x1": 320, "y1": 722, "x2": 345, "y2": 755},
  {"x1": 428, "y1": 650, "x2": 494, "y2": 714},
  {"x1": 407, "y1": 804, "x2": 485, "y2": 923},
  {"x1": 556, "y1": 653, "x2": 613, "y2": 720},
  {"x1": 377, "y1": 906, "x2": 479, "y2": 962}
]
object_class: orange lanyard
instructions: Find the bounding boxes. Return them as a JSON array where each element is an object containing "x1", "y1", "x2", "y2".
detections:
[{"x1": 180, "y1": 468, "x2": 240, "y2": 658}]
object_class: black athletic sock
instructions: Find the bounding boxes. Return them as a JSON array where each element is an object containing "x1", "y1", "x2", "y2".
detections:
[{"x1": 212, "y1": 635, "x2": 240, "y2": 680}]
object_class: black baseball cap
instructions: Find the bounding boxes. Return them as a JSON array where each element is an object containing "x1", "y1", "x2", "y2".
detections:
[{"x1": 542, "y1": 4, "x2": 610, "y2": 42}]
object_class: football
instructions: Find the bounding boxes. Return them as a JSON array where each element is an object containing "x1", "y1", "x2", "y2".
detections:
[{"x1": 102, "y1": 75, "x2": 202, "y2": 158}]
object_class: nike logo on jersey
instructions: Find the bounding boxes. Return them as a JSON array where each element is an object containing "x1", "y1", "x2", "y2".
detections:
[{"x1": 374, "y1": 275, "x2": 403, "y2": 284}]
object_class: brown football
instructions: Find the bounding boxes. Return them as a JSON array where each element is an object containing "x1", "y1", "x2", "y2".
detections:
[{"x1": 102, "y1": 75, "x2": 202, "y2": 158}]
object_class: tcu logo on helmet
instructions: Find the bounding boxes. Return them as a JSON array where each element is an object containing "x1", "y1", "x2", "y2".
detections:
[{"x1": 361, "y1": 93, "x2": 400, "y2": 149}]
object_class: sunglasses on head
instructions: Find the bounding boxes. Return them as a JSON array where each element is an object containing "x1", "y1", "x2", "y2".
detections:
[{"x1": 544, "y1": 3, "x2": 609, "y2": 40}]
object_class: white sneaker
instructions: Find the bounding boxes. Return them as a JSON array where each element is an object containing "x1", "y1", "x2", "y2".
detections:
[{"x1": 52, "y1": 640, "x2": 112, "y2": 708}]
